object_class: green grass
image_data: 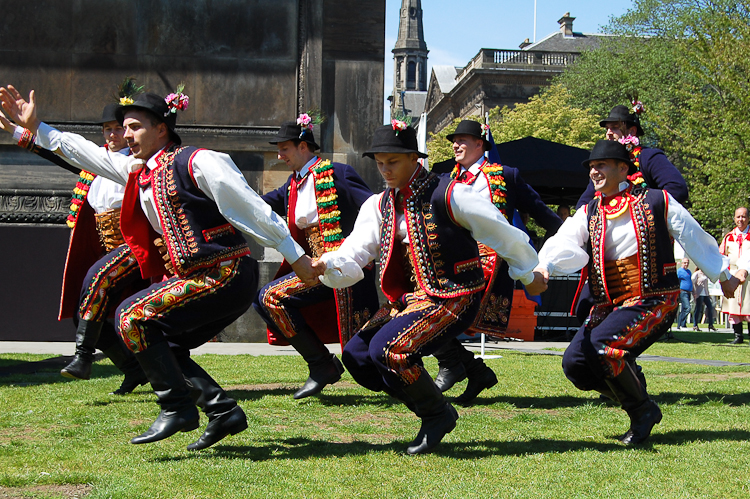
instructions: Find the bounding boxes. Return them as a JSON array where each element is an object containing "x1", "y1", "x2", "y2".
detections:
[{"x1": 1, "y1": 344, "x2": 750, "y2": 498}]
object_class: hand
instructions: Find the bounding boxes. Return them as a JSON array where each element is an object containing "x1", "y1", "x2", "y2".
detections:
[
  {"x1": 311, "y1": 258, "x2": 328, "y2": 276},
  {"x1": 290, "y1": 255, "x2": 323, "y2": 286},
  {"x1": 524, "y1": 269, "x2": 549, "y2": 296},
  {"x1": 721, "y1": 276, "x2": 741, "y2": 299},
  {"x1": 736, "y1": 269, "x2": 748, "y2": 284},
  {"x1": 0, "y1": 108, "x2": 15, "y2": 134},
  {"x1": 0, "y1": 85, "x2": 39, "y2": 133}
]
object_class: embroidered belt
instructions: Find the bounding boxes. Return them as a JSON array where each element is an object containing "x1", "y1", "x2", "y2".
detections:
[
  {"x1": 305, "y1": 226, "x2": 324, "y2": 259},
  {"x1": 604, "y1": 254, "x2": 641, "y2": 305},
  {"x1": 94, "y1": 208, "x2": 125, "y2": 252}
]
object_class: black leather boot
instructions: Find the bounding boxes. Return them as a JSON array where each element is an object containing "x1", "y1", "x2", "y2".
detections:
[
  {"x1": 732, "y1": 323, "x2": 744, "y2": 344},
  {"x1": 130, "y1": 343, "x2": 199, "y2": 444},
  {"x1": 605, "y1": 362, "x2": 662, "y2": 445},
  {"x1": 453, "y1": 355, "x2": 498, "y2": 406},
  {"x1": 402, "y1": 369, "x2": 459, "y2": 455},
  {"x1": 60, "y1": 319, "x2": 104, "y2": 380},
  {"x1": 101, "y1": 341, "x2": 149, "y2": 395},
  {"x1": 286, "y1": 329, "x2": 344, "y2": 399},
  {"x1": 178, "y1": 355, "x2": 248, "y2": 451},
  {"x1": 432, "y1": 339, "x2": 469, "y2": 392}
]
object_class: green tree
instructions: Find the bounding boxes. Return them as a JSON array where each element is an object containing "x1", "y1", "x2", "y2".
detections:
[{"x1": 557, "y1": 0, "x2": 750, "y2": 236}]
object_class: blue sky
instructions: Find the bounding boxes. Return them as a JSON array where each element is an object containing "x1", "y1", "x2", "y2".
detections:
[{"x1": 383, "y1": 0, "x2": 634, "y2": 120}]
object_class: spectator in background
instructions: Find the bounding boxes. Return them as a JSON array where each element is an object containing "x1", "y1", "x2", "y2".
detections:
[
  {"x1": 556, "y1": 205, "x2": 570, "y2": 221},
  {"x1": 720, "y1": 207, "x2": 750, "y2": 343},
  {"x1": 677, "y1": 258, "x2": 692, "y2": 330},
  {"x1": 692, "y1": 269, "x2": 716, "y2": 331}
]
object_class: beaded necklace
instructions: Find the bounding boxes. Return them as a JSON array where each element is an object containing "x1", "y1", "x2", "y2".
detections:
[
  {"x1": 312, "y1": 159, "x2": 344, "y2": 252},
  {"x1": 66, "y1": 171, "x2": 96, "y2": 228}
]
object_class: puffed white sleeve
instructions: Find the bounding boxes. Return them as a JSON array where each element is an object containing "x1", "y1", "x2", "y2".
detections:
[
  {"x1": 34, "y1": 122, "x2": 130, "y2": 185},
  {"x1": 666, "y1": 193, "x2": 730, "y2": 281},
  {"x1": 190, "y1": 149, "x2": 306, "y2": 264},
  {"x1": 537, "y1": 207, "x2": 590, "y2": 276},
  {"x1": 318, "y1": 194, "x2": 383, "y2": 289},
  {"x1": 448, "y1": 183, "x2": 538, "y2": 285}
]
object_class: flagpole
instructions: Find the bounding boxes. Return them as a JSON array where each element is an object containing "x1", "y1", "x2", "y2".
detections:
[{"x1": 533, "y1": 0, "x2": 537, "y2": 42}]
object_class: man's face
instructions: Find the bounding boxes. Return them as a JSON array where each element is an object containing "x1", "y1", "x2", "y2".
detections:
[
  {"x1": 276, "y1": 140, "x2": 309, "y2": 172},
  {"x1": 735, "y1": 208, "x2": 749, "y2": 231},
  {"x1": 681, "y1": 258, "x2": 690, "y2": 269},
  {"x1": 589, "y1": 159, "x2": 628, "y2": 197},
  {"x1": 374, "y1": 152, "x2": 419, "y2": 190},
  {"x1": 122, "y1": 110, "x2": 168, "y2": 160},
  {"x1": 452, "y1": 134, "x2": 485, "y2": 167},
  {"x1": 604, "y1": 121, "x2": 638, "y2": 141},
  {"x1": 102, "y1": 120, "x2": 126, "y2": 152}
]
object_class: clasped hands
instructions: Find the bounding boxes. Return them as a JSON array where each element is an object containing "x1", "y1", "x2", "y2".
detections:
[{"x1": 291, "y1": 255, "x2": 328, "y2": 286}]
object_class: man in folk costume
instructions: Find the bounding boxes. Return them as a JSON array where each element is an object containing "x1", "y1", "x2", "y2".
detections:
[
  {"x1": 312, "y1": 123, "x2": 546, "y2": 454},
  {"x1": 253, "y1": 117, "x2": 379, "y2": 399},
  {"x1": 0, "y1": 85, "x2": 319, "y2": 449},
  {"x1": 577, "y1": 102, "x2": 688, "y2": 208},
  {"x1": 720, "y1": 207, "x2": 750, "y2": 343},
  {"x1": 430, "y1": 120, "x2": 562, "y2": 406},
  {"x1": 536, "y1": 140, "x2": 733, "y2": 445},
  {"x1": 0, "y1": 97, "x2": 148, "y2": 395}
]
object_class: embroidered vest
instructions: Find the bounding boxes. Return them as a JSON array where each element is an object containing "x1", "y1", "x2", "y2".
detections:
[
  {"x1": 379, "y1": 169, "x2": 485, "y2": 300},
  {"x1": 586, "y1": 184, "x2": 679, "y2": 305},
  {"x1": 150, "y1": 145, "x2": 251, "y2": 276}
]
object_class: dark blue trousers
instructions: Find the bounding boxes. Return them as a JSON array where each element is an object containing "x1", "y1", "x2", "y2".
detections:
[
  {"x1": 342, "y1": 290, "x2": 480, "y2": 393},
  {"x1": 116, "y1": 256, "x2": 258, "y2": 352},
  {"x1": 562, "y1": 293, "x2": 679, "y2": 392}
]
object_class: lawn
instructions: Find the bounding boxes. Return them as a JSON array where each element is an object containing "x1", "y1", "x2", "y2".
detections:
[{"x1": 1, "y1": 337, "x2": 750, "y2": 498}]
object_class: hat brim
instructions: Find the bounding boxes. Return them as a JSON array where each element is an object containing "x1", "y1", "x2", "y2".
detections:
[
  {"x1": 599, "y1": 118, "x2": 645, "y2": 138},
  {"x1": 446, "y1": 133, "x2": 492, "y2": 151},
  {"x1": 582, "y1": 156, "x2": 636, "y2": 175},
  {"x1": 268, "y1": 136, "x2": 320, "y2": 151},
  {"x1": 363, "y1": 146, "x2": 428, "y2": 159}
]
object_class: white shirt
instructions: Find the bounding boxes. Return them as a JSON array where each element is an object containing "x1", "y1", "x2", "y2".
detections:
[
  {"x1": 293, "y1": 157, "x2": 320, "y2": 229},
  {"x1": 458, "y1": 157, "x2": 491, "y2": 197},
  {"x1": 318, "y1": 181, "x2": 539, "y2": 289},
  {"x1": 35, "y1": 122, "x2": 305, "y2": 264},
  {"x1": 87, "y1": 147, "x2": 129, "y2": 214},
  {"x1": 537, "y1": 189, "x2": 729, "y2": 283}
]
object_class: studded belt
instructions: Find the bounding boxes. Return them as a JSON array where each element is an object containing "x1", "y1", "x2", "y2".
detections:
[
  {"x1": 94, "y1": 207, "x2": 125, "y2": 252},
  {"x1": 604, "y1": 254, "x2": 641, "y2": 305},
  {"x1": 305, "y1": 226, "x2": 324, "y2": 259}
]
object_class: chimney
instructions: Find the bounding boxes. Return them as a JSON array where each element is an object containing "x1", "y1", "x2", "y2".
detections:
[
  {"x1": 519, "y1": 38, "x2": 532, "y2": 49},
  {"x1": 558, "y1": 12, "x2": 575, "y2": 37}
]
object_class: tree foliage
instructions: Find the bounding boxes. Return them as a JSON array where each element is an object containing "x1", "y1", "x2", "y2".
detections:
[
  {"x1": 557, "y1": 0, "x2": 750, "y2": 236},
  {"x1": 426, "y1": 85, "x2": 601, "y2": 164}
]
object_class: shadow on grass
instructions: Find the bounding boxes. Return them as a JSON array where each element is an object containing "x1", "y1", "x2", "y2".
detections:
[
  {"x1": 0, "y1": 362, "x2": 131, "y2": 388},
  {"x1": 152, "y1": 428, "x2": 750, "y2": 462},
  {"x1": 656, "y1": 391, "x2": 750, "y2": 406}
]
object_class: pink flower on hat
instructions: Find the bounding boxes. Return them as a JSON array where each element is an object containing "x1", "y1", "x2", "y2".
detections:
[
  {"x1": 481, "y1": 123, "x2": 490, "y2": 138},
  {"x1": 165, "y1": 92, "x2": 189, "y2": 114},
  {"x1": 631, "y1": 99, "x2": 644, "y2": 115},
  {"x1": 297, "y1": 113, "x2": 313, "y2": 130},
  {"x1": 391, "y1": 119, "x2": 407, "y2": 135}
]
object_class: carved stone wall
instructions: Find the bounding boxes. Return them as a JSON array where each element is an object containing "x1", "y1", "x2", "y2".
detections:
[{"x1": 0, "y1": 0, "x2": 385, "y2": 342}]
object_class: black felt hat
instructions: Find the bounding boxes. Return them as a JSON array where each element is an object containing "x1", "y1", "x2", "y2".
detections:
[
  {"x1": 116, "y1": 93, "x2": 181, "y2": 145},
  {"x1": 97, "y1": 103, "x2": 120, "y2": 125},
  {"x1": 269, "y1": 121, "x2": 320, "y2": 151},
  {"x1": 446, "y1": 120, "x2": 491, "y2": 151},
  {"x1": 363, "y1": 124, "x2": 428, "y2": 159},
  {"x1": 582, "y1": 139, "x2": 636, "y2": 175},
  {"x1": 599, "y1": 105, "x2": 644, "y2": 137}
]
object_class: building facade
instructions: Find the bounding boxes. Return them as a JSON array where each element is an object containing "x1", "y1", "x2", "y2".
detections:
[
  {"x1": 389, "y1": 0, "x2": 428, "y2": 124},
  {"x1": 423, "y1": 13, "x2": 608, "y2": 135}
]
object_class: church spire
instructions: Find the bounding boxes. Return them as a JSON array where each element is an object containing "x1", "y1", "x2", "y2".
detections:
[{"x1": 391, "y1": 0, "x2": 429, "y2": 119}]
